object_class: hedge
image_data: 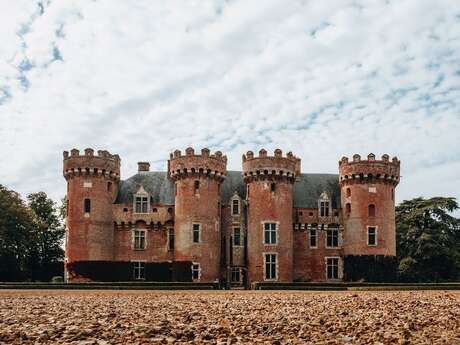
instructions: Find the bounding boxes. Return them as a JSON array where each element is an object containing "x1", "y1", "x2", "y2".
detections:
[
  {"x1": 343, "y1": 255, "x2": 398, "y2": 282},
  {"x1": 66, "y1": 261, "x2": 193, "y2": 282}
]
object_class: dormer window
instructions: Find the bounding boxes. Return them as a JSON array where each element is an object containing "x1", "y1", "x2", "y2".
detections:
[
  {"x1": 232, "y1": 199, "x2": 240, "y2": 215},
  {"x1": 134, "y1": 186, "x2": 150, "y2": 213},
  {"x1": 318, "y1": 192, "x2": 330, "y2": 217}
]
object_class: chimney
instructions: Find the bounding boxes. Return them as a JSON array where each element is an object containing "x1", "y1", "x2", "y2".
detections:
[{"x1": 138, "y1": 162, "x2": 150, "y2": 172}]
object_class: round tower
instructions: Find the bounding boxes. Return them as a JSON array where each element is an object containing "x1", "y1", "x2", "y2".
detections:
[
  {"x1": 243, "y1": 149, "x2": 299, "y2": 284},
  {"x1": 63, "y1": 149, "x2": 120, "y2": 270},
  {"x1": 339, "y1": 153, "x2": 400, "y2": 256},
  {"x1": 168, "y1": 147, "x2": 227, "y2": 282}
]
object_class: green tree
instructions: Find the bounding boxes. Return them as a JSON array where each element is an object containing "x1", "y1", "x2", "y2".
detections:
[
  {"x1": 396, "y1": 197, "x2": 460, "y2": 282},
  {"x1": 0, "y1": 185, "x2": 35, "y2": 281},
  {"x1": 27, "y1": 192, "x2": 65, "y2": 281}
]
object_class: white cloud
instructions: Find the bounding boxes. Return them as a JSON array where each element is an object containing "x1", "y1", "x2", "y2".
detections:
[{"x1": 0, "y1": 0, "x2": 459, "y2": 212}]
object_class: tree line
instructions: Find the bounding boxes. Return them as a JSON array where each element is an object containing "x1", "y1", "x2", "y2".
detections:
[{"x1": 0, "y1": 183, "x2": 459, "y2": 282}]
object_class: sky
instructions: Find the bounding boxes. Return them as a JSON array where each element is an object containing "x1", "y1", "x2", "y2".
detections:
[{"x1": 0, "y1": 0, "x2": 459, "y2": 210}]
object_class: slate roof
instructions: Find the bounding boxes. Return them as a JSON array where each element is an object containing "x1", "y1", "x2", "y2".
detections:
[{"x1": 115, "y1": 171, "x2": 340, "y2": 208}]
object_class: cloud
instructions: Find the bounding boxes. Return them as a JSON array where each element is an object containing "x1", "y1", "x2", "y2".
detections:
[{"x1": 0, "y1": 0, "x2": 459, "y2": 213}]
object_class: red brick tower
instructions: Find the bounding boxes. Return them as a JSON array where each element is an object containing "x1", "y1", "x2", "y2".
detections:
[
  {"x1": 243, "y1": 149, "x2": 300, "y2": 284},
  {"x1": 63, "y1": 149, "x2": 120, "y2": 272},
  {"x1": 168, "y1": 148, "x2": 227, "y2": 282},
  {"x1": 339, "y1": 153, "x2": 400, "y2": 256}
]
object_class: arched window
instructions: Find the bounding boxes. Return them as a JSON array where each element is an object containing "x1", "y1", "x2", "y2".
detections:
[
  {"x1": 346, "y1": 188, "x2": 351, "y2": 198},
  {"x1": 194, "y1": 180, "x2": 200, "y2": 194},
  {"x1": 368, "y1": 204, "x2": 375, "y2": 217},
  {"x1": 270, "y1": 183, "x2": 276, "y2": 193}
]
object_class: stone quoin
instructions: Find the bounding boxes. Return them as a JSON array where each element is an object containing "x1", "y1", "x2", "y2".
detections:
[{"x1": 63, "y1": 148, "x2": 400, "y2": 286}]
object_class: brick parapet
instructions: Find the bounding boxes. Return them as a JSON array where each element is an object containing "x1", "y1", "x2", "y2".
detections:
[
  {"x1": 242, "y1": 149, "x2": 299, "y2": 183},
  {"x1": 63, "y1": 148, "x2": 120, "y2": 181},
  {"x1": 339, "y1": 153, "x2": 400, "y2": 186},
  {"x1": 168, "y1": 147, "x2": 227, "y2": 182}
]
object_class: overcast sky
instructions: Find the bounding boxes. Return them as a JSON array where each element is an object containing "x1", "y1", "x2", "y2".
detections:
[{"x1": 0, "y1": 0, "x2": 459, "y2": 209}]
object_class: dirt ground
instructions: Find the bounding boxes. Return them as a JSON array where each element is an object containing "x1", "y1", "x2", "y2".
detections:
[{"x1": 0, "y1": 290, "x2": 459, "y2": 344}]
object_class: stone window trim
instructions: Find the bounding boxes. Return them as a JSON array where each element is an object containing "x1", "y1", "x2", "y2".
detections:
[
  {"x1": 263, "y1": 252, "x2": 278, "y2": 281},
  {"x1": 325, "y1": 256, "x2": 341, "y2": 281},
  {"x1": 191, "y1": 262, "x2": 201, "y2": 281},
  {"x1": 132, "y1": 229, "x2": 147, "y2": 250},
  {"x1": 325, "y1": 228, "x2": 340, "y2": 249},
  {"x1": 132, "y1": 260, "x2": 146, "y2": 280},
  {"x1": 133, "y1": 186, "x2": 150, "y2": 214},
  {"x1": 309, "y1": 228, "x2": 318, "y2": 249},
  {"x1": 318, "y1": 192, "x2": 331, "y2": 218},
  {"x1": 367, "y1": 226, "x2": 378, "y2": 246},
  {"x1": 233, "y1": 226, "x2": 242, "y2": 246},
  {"x1": 231, "y1": 198, "x2": 240, "y2": 216},
  {"x1": 262, "y1": 221, "x2": 279, "y2": 245},
  {"x1": 192, "y1": 223, "x2": 201, "y2": 243},
  {"x1": 231, "y1": 267, "x2": 241, "y2": 283}
]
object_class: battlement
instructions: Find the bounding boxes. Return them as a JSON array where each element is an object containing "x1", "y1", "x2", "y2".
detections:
[
  {"x1": 168, "y1": 147, "x2": 227, "y2": 181},
  {"x1": 339, "y1": 153, "x2": 400, "y2": 185},
  {"x1": 63, "y1": 148, "x2": 121, "y2": 180},
  {"x1": 242, "y1": 149, "x2": 299, "y2": 182}
]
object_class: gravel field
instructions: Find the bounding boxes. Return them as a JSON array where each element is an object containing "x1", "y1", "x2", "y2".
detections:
[{"x1": 0, "y1": 290, "x2": 459, "y2": 344}]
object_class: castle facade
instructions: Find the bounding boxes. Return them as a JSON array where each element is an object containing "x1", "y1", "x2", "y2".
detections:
[{"x1": 63, "y1": 148, "x2": 400, "y2": 286}]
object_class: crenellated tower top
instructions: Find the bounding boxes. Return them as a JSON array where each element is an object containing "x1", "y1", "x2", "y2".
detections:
[
  {"x1": 339, "y1": 153, "x2": 400, "y2": 186},
  {"x1": 63, "y1": 148, "x2": 121, "y2": 181},
  {"x1": 168, "y1": 147, "x2": 227, "y2": 182},
  {"x1": 242, "y1": 148, "x2": 300, "y2": 183}
]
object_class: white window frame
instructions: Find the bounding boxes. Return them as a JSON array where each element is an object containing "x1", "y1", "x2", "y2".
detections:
[
  {"x1": 367, "y1": 226, "x2": 378, "y2": 246},
  {"x1": 191, "y1": 262, "x2": 201, "y2": 281},
  {"x1": 263, "y1": 252, "x2": 278, "y2": 281},
  {"x1": 318, "y1": 192, "x2": 331, "y2": 218},
  {"x1": 325, "y1": 256, "x2": 340, "y2": 280},
  {"x1": 133, "y1": 229, "x2": 147, "y2": 250},
  {"x1": 231, "y1": 198, "x2": 240, "y2": 215},
  {"x1": 263, "y1": 221, "x2": 278, "y2": 245},
  {"x1": 132, "y1": 260, "x2": 146, "y2": 280},
  {"x1": 325, "y1": 228, "x2": 339, "y2": 248},
  {"x1": 231, "y1": 267, "x2": 241, "y2": 283},
  {"x1": 309, "y1": 228, "x2": 318, "y2": 249},
  {"x1": 134, "y1": 195, "x2": 149, "y2": 214},
  {"x1": 192, "y1": 223, "x2": 201, "y2": 243},
  {"x1": 233, "y1": 227, "x2": 242, "y2": 246}
]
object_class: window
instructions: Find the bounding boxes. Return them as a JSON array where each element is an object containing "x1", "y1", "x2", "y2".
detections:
[
  {"x1": 232, "y1": 199, "x2": 240, "y2": 215},
  {"x1": 345, "y1": 203, "x2": 351, "y2": 215},
  {"x1": 309, "y1": 229, "x2": 317, "y2": 248},
  {"x1": 84, "y1": 199, "x2": 91, "y2": 213},
  {"x1": 107, "y1": 182, "x2": 112, "y2": 192},
  {"x1": 326, "y1": 257, "x2": 339, "y2": 280},
  {"x1": 264, "y1": 223, "x2": 277, "y2": 244},
  {"x1": 133, "y1": 230, "x2": 146, "y2": 250},
  {"x1": 368, "y1": 227, "x2": 377, "y2": 246},
  {"x1": 264, "y1": 253, "x2": 277, "y2": 280},
  {"x1": 231, "y1": 267, "x2": 241, "y2": 282},
  {"x1": 233, "y1": 227, "x2": 241, "y2": 246},
  {"x1": 192, "y1": 263, "x2": 201, "y2": 280},
  {"x1": 270, "y1": 183, "x2": 276, "y2": 193},
  {"x1": 168, "y1": 228, "x2": 174, "y2": 251},
  {"x1": 326, "y1": 229, "x2": 339, "y2": 248},
  {"x1": 192, "y1": 223, "x2": 200, "y2": 243},
  {"x1": 320, "y1": 201, "x2": 329, "y2": 217},
  {"x1": 346, "y1": 188, "x2": 351, "y2": 197},
  {"x1": 194, "y1": 180, "x2": 200, "y2": 194},
  {"x1": 368, "y1": 204, "x2": 376, "y2": 217},
  {"x1": 133, "y1": 261, "x2": 145, "y2": 280},
  {"x1": 135, "y1": 196, "x2": 149, "y2": 213}
]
